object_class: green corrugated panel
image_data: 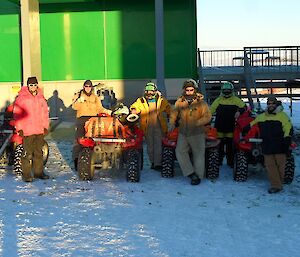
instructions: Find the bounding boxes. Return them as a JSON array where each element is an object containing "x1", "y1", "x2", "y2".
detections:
[
  {"x1": 0, "y1": 13, "x2": 21, "y2": 82},
  {"x1": 165, "y1": 0, "x2": 197, "y2": 78},
  {"x1": 40, "y1": 0, "x2": 196, "y2": 81},
  {"x1": 40, "y1": 10, "x2": 105, "y2": 81}
]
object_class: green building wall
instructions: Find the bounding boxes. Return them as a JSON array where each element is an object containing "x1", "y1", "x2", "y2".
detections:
[
  {"x1": 0, "y1": 2, "x2": 21, "y2": 82},
  {"x1": 0, "y1": 0, "x2": 197, "y2": 83}
]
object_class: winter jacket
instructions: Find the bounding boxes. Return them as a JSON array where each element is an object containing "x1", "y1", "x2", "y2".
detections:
[
  {"x1": 13, "y1": 87, "x2": 49, "y2": 137},
  {"x1": 250, "y1": 106, "x2": 292, "y2": 154},
  {"x1": 170, "y1": 93, "x2": 212, "y2": 136},
  {"x1": 210, "y1": 95, "x2": 246, "y2": 137},
  {"x1": 130, "y1": 93, "x2": 171, "y2": 134},
  {"x1": 72, "y1": 90, "x2": 110, "y2": 118}
]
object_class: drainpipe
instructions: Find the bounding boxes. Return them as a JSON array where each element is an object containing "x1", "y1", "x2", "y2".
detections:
[{"x1": 155, "y1": 0, "x2": 166, "y2": 96}]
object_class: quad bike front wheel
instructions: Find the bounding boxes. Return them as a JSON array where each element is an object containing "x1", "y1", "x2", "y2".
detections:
[
  {"x1": 284, "y1": 154, "x2": 295, "y2": 184},
  {"x1": 126, "y1": 149, "x2": 140, "y2": 182},
  {"x1": 205, "y1": 147, "x2": 220, "y2": 180},
  {"x1": 233, "y1": 151, "x2": 248, "y2": 182},
  {"x1": 78, "y1": 148, "x2": 95, "y2": 180},
  {"x1": 161, "y1": 146, "x2": 175, "y2": 178}
]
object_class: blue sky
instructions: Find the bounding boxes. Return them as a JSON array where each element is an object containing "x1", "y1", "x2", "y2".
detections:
[{"x1": 197, "y1": 0, "x2": 300, "y2": 50}]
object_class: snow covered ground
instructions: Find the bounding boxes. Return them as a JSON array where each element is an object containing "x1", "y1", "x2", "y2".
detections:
[{"x1": 1, "y1": 102, "x2": 300, "y2": 257}]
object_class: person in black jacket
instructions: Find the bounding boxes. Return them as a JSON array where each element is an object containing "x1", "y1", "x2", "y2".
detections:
[
  {"x1": 210, "y1": 82, "x2": 246, "y2": 167},
  {"x1": 247, "y1": 96, "x2": 293, "y2": 194}
]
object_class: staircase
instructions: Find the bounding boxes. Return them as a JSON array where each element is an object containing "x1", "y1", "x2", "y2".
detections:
[{"x1": 198, "y1": 46, "x2": 300, "y2": 108}]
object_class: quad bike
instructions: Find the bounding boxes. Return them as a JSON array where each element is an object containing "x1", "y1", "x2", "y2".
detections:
[
  {"x1": 232, "y1": 108, "x2": 296, "y2": 183},
  {"x1": 77, "y1": 112, "x2": 143, "y2": 182},
  {"x1": 161, "y1": 125, "x2": 221, "y2": 179},
  {"x1": 0, "y1": 103, "x2": 49, "y2": 174}
]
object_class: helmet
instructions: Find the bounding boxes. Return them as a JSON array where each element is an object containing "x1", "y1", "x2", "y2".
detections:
[
  {"x1": 126, "y1": 113, "x2": 139, "y2": 123},
  {"x1": 112, "y1": 103, "x2": 129, "y2": 116},
  {"x1": 182, "y1": 79, "x2": 198, "y2": 90},
  {"x1": 221, "y1": 82, "x2": 234, "y2": 97},
  {"x1": 145, "y1": 82, "x2": 157, "y2": 92}
]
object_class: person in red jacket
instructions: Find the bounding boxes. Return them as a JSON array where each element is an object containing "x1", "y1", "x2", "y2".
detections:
[{"x1": 13, "y1": 77, "x2": 50, "y2": 182}]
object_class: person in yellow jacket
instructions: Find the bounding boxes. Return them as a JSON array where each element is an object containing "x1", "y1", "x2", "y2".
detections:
[
  {"x1": 130, "y1": 82, "x2": 171, "y2": 170},
  {"x1": 72, "y1": 80, "x2": 111, "y2": 170},
  {"x1": 169, "y1": 79, "x2": 212, "y2": 185},
  {"x1": 210, "y1": 81, "x2": 246, "y2": 168}
]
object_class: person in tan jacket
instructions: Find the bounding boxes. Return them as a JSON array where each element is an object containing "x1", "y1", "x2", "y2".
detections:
[
  {"x1": 130, "y1": 82, "x2": 171, "y2": 170},
  {"x1": 170, "y1": 79, "x2": 212, "y2": 185},
  {"x1": 72, "y1": 80, "x2": 111, "y2": 170}
]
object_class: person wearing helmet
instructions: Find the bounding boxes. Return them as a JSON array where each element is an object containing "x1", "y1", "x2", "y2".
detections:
[
  {"x1": 246, "y1": 96, "x2": 293, "y2": 194},
  {"x1": 169, "y1": 79, "x2": 212, "y2": 185},
  {"x1": 130, "y1": 82, "x2": 171, "y2": 170},
  {"x1": 72, "y1": 80, "x2": 111, "y2": 170},
  {"x1": 210, "y1": 81, "x2": 246, "y2": 168}
]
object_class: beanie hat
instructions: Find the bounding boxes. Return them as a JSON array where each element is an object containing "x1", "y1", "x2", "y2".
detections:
[
  {"x1": 27, "y1": 76, "x2": 38, "y2": 85},
  {"x1": 83, "y1": 80, "x2": 93, "y2": 87},
  {"x1": 182, "y1": 79, "x2": 198, "y2": 90},
  {"x1": 267, "y1": 96, "x2": 278, "y2": 104}
]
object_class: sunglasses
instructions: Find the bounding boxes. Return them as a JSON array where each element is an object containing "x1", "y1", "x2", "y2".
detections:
[
  {"x1": 185, "y1": 89, "x2": 194, "y2": 92},
  {"x1": 28, "y1": 83, "x2": 38, "y2": 87},
  {"x1": 84, "y1": 85, "x2": 92, "y2": 88}
]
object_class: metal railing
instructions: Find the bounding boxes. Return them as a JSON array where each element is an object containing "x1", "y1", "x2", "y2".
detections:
[{"x1": 198, "y1": 46, "x2": 300, "y2": 69}]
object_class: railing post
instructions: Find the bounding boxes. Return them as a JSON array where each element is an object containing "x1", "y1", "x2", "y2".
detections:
[
  {"x1": 243, "y1": 49, "x2": 254, "y2": 109},
  {"x1": 197, "y1": 48, "x2": 207, "y2": 101}
]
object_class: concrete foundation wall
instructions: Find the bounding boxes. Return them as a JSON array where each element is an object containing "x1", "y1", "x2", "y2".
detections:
[{"x1": 0, "y1": 78, "x2": 187, "y2": 119}]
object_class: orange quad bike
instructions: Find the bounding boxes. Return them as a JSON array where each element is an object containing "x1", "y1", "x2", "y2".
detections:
[
  {"x1": 161, "y1": 125, "x2": 221, "y2": 179},
  {"x1": 232, "y1": 108, "x2": 296, "y2": 183},
  {"x1": 77, "y1": 113, "x2": 143, "y2": 182}
]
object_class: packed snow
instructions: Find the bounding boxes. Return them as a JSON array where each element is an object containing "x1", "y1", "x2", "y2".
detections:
[{"x1": 0, "y1": 101, "x2": 300, "y2": 257}]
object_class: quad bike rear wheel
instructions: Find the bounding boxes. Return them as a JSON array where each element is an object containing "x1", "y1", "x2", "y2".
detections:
[
  {"x1": 284, "y1": 154, "x2": 295, "y2": 184},
  {"x1": 205, "y1": 147, "x2": 220, "y2": 180},
  {"x1": 161, "y1": 146, "x2": 175, "y2": 178},
  {"x1": 126, "y1": 149, "x2": 140, "y2": 182},
  {"x1": 233, "y1": 151, "x2": 248, "y2": 182},
  {"x1": 78, "y1": 148, "x2": 95, "y2": 180}
]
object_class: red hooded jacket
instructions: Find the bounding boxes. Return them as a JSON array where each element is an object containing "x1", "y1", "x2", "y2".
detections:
[{"x1": 13, "y1": 87, "x2": 49, "y2": 136}]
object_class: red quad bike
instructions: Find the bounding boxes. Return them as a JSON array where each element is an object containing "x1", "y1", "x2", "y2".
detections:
[
  {"x1": 77, "y1": 113, "x2": 143, "y2": 182},
  {"x1": 161, "y1": 125, "x2": 221, "y2": 179},
  {"x1": 0, "y1": 103, "x2": 49, "y2": 174},
  {"x1": 233, "y1": 109, "x2": 296, "y2": 183}
]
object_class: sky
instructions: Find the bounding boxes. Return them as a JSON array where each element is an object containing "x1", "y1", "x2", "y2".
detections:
[{"x1": 197, "y1": 0, "x2": 300, "y2": 50}]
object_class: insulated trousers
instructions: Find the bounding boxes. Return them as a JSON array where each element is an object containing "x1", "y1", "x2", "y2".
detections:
[
  {"x1": 175, "y1": 133, "x2": 206, "y2": 179},
  {"x1": 22, "y1": 134, "x2": 44, "y2": 179}
]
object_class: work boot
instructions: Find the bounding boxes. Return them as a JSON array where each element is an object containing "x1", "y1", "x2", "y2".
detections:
[
  {"x1": 23, "y1": 177, "x2": 33, "y2": 183},
  {"x1": 34, "y1": 173, "x2": 50, "y2": 179},
  {"x1": 74, "y1": 158, "x2": 78, "y2": 171},
  {"x1": 188, "y1": 173, "x2": 201, "y2": 185},
  {"x1": 154, "y1": 165, "x2": 162, "y2": 171},
  {"x1": 268, "y1": 188, "x2": 282, "y2": 194}
]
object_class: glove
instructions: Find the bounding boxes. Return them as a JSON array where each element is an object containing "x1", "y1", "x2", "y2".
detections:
[
  {"x1": 18, "y1": 130, "x2": 24, "y2": 137},
  {"x1": 284, "y1": 136, "x2": 291, "y2": 155},
  {"x1": 44, "y1": 128, "x2": 49, "y2": 135}
]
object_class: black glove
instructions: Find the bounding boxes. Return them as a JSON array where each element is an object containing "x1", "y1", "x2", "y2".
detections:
[{"x1": 284, "y1": 136, "x2": 291, "y2": 155}]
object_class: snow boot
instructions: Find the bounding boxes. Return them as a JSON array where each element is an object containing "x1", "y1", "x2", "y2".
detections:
[{"x1": 188, "y1": 173, "x2": 201, "y2": 185}]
